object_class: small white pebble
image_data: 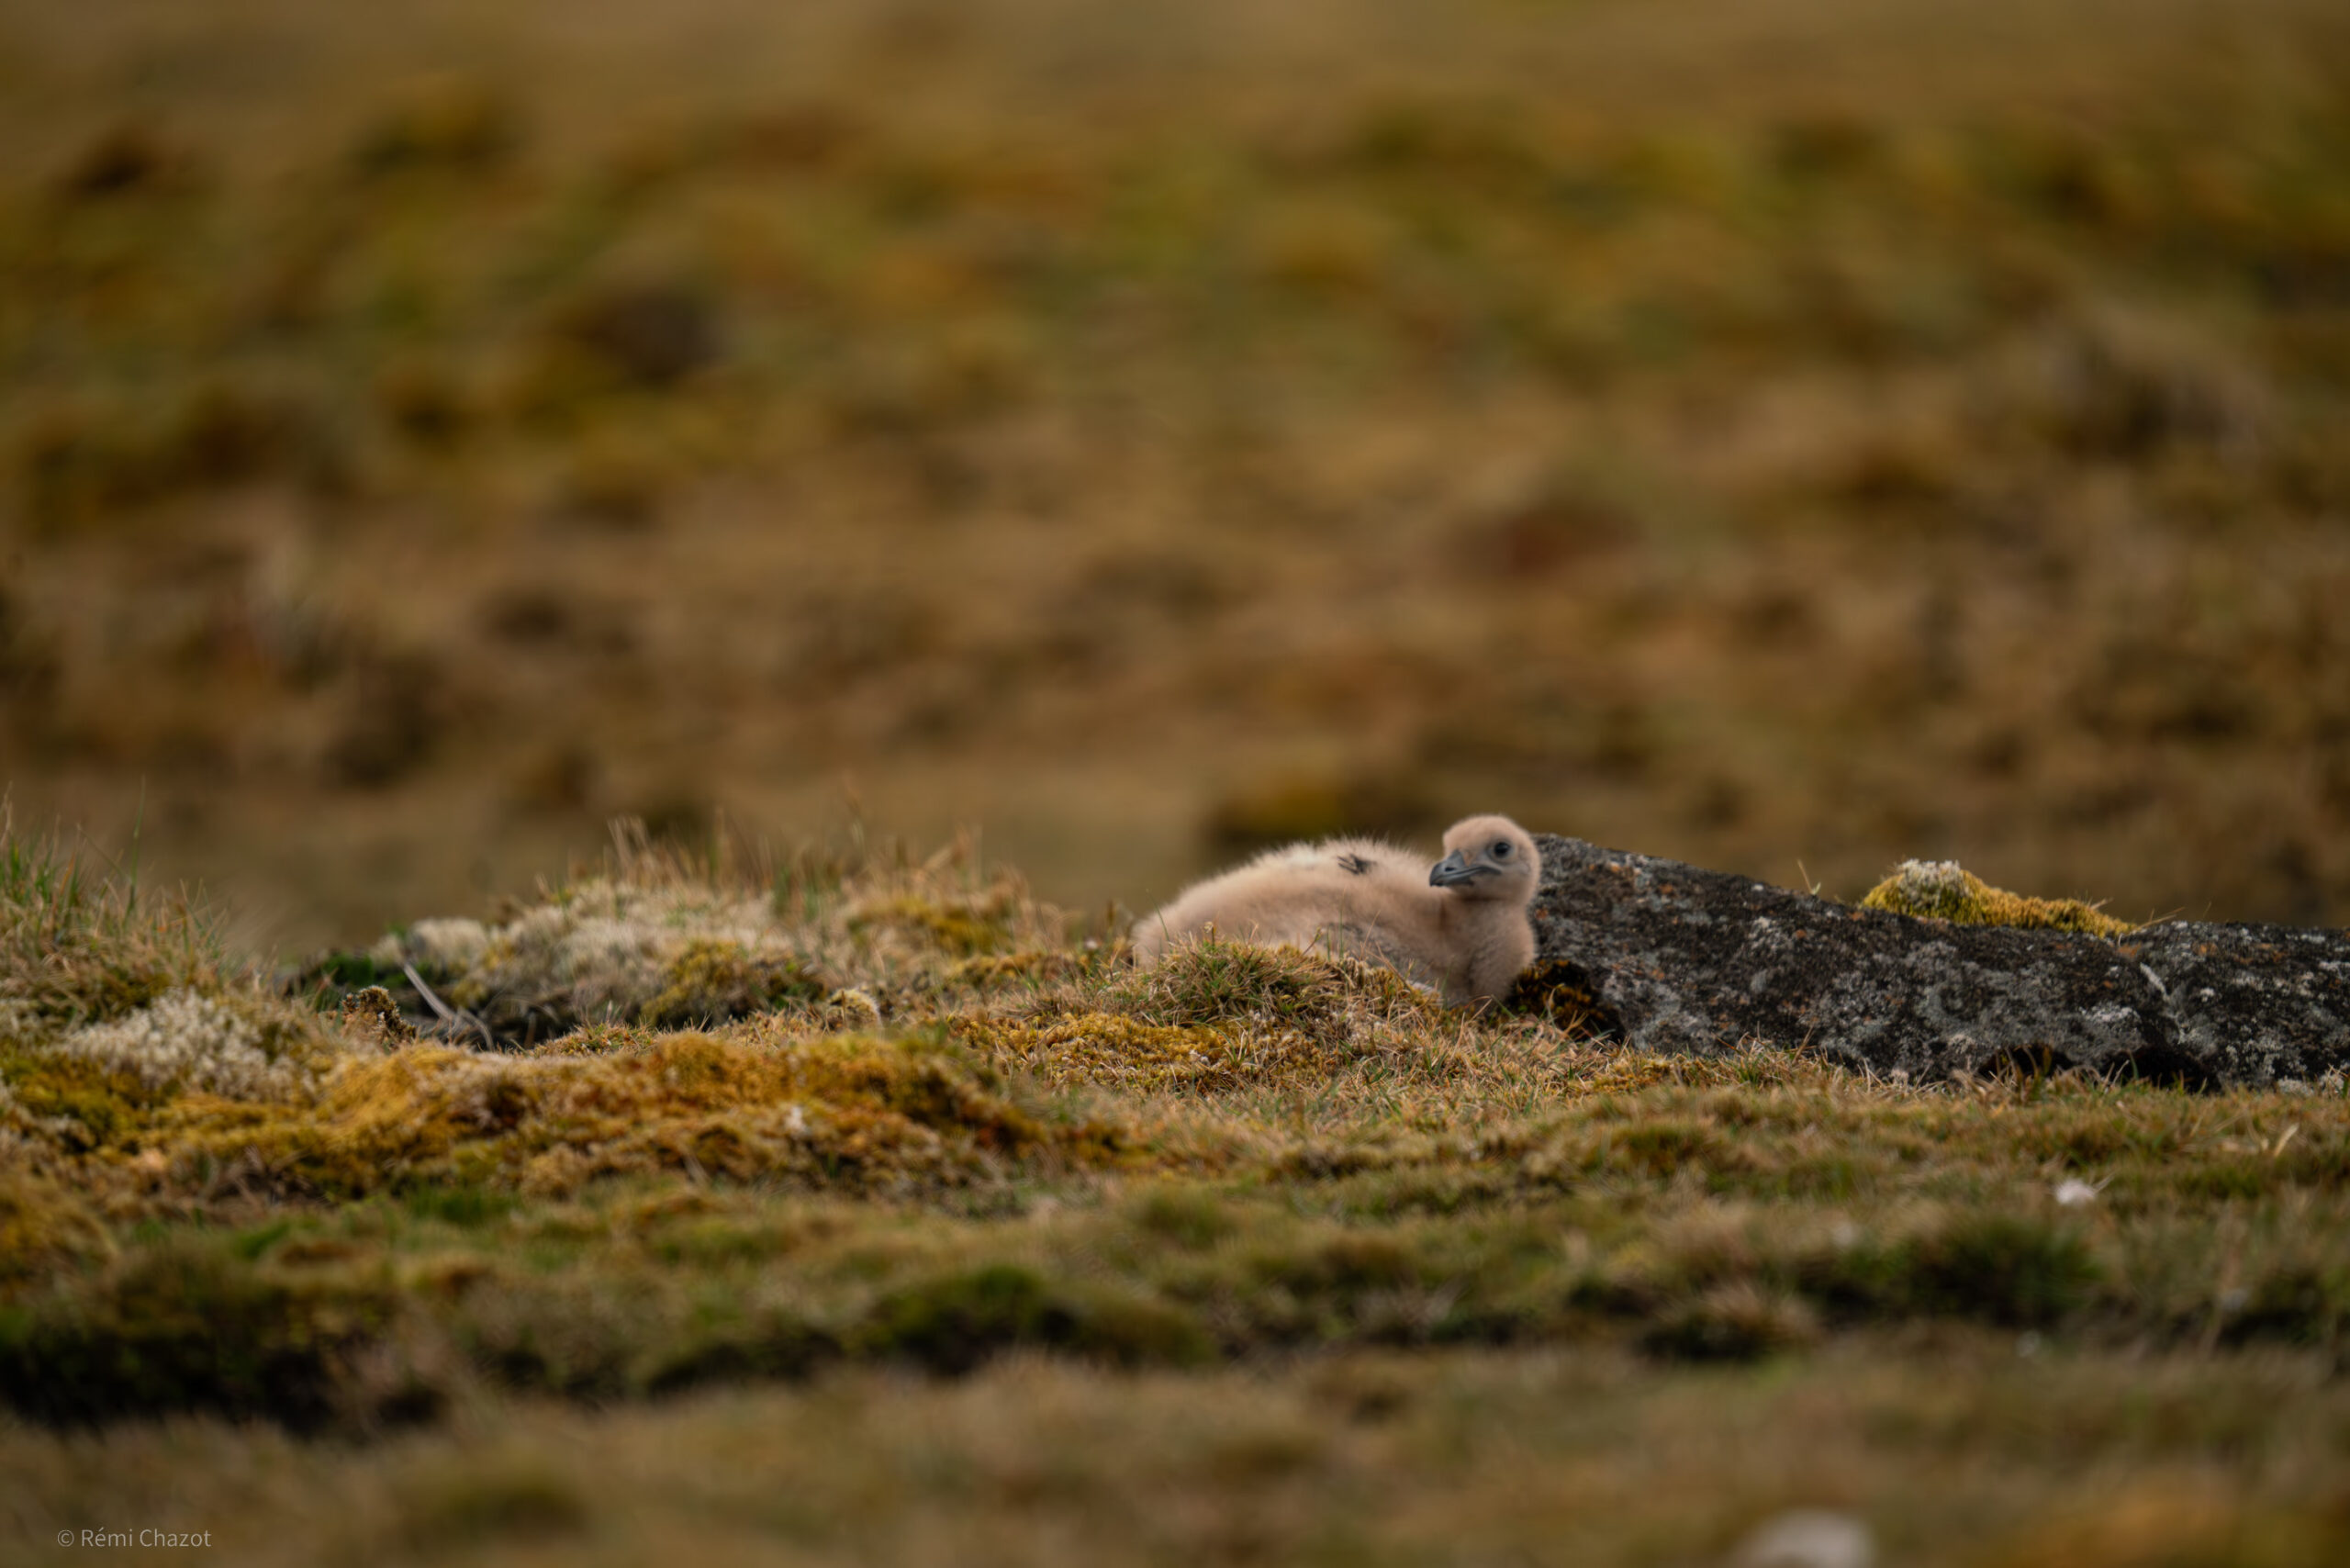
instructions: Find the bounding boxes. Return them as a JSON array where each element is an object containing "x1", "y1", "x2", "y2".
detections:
[
  {"x1": 2016, "y1": 1331, "x2": 2042, "y2": 1358},
  {"x1": 1732, "y1": 1509, "x2": 1874, "y2": 1568},
  {"x1": 2053, "y1": 1178, "x2": 2101, "y2": 1206}
]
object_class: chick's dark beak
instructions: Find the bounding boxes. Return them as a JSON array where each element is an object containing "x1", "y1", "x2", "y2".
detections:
[{"x1": 1429, "y1": 850, "x2": 1480, "y2": 888}]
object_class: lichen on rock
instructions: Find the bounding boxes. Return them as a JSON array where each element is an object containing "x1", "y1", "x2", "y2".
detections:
[{"x1": 1532, "y1": 834, "x2": 2348, "y2": 1088}]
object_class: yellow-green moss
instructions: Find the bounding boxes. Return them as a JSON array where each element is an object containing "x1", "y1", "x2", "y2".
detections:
[
  {"x1": 146, "y1": 1030, "x2": 1122, "y2": 1200},
  {"x1": 1096, "y1": 939, "x2": 1438, "y2": 1045},
  {"x1": 0, "y1": 1168, "x2": 115, "y2": 1286},
  {"x1": 848, "y1": 894, "x2": 1016, "y2": 957},
  {"x1": 0, "y1": 1049, "x2": 162, "y2": 1152},
  {"x1": 1860, "y1": 859, "x2": 2137, "y2": 937},
  {"x1": 943, "y1": 950, "x2": 1091, "y2": 990},
  {"x1": 965, "y1": 1013, "x2": 1323, "y2": 1097},
  {"x1": 641, "y1": 938, "x2": 827, "y2": 1028}
]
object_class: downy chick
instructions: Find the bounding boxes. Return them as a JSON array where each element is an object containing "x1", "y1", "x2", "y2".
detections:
[{"x1": 1131, "y1": 813, "x2": 1540, "y2": 1008}]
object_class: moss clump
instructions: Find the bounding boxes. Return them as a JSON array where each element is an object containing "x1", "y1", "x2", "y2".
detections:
[
  {"x1": 943, "y1": 950, "x2": 1091, "y2": 990},
  {"x1": 0, "y1": 1241, "x2": 418, "y2": 1429},
  {"x1": 1, "y1": 988, "x2": 335, "y2": 1161},
  {"x1": 0, "y1": 1049, "x2": 160, "y2": 1151},
  {"x1": 1860, "y1": 859, "x2": 2136, "y2": 937},
  {"x1": 1798, "y1": 1212, "x2": 2104, "y2": 1328},
  {"x1": 848, "y1": 893, "x2": 1016, "y2": 956},
  {"x1": 312, "y1": 827, "x2": 1069, "y2": 1044},
  {"x1": 2, "y1": 822, "x2": 341, "y2": 1159},
  {"x1": 1900, "y1": 1212, "x2": 2106, "y2": 1327},
  {"x1": 641, "y1": 939, "x2": 829, "y2": 1028},
  {"x1": 48, "y1": 988, "x2": 330, "y2": 1100},
  {"x1": 1129, "y1": 1185, "x2": 1239, "y2": 1250},
  {"x1": 0, "y1": 1168, "x2": 114, "y2": 1287},
  {"x1": 352, "y1": 891, "x2": 835, "y2": 1047},
  {"x1": 1639, "y1": 1282, "x2": 1821, "y2": 1362},
  {"x1": 151, "y1": 1029, "x2": 1116, "y2": 1200},
  {"x1": 968, "y1": 1012, "x2": 1339, "y2": 1096},
  {"x1": 856, "y1": 1262, "x2": 1212, "y2": 1374},
  {"x1": 1098, "y1": 939, "x2": 1435, "y2": 1046}
]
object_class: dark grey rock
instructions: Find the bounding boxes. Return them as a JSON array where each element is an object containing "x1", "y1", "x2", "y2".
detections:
[
  {"x1": 2116, "y1": 923, "x2": 2350, "y2": 1090},
  {"x1": 1530, "y1": 834, "x2": 2348, "y2": 1088}
]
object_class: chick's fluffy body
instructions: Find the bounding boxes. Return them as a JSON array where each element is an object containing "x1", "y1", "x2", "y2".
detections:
[{"x1": 1132, "y1": 814, "x2": 1540, "y2": 1007}]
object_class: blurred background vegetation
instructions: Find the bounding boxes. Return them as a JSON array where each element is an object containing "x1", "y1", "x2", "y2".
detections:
[{"x1": 2, "y1": 0, "x2": 2346, "y2": 951}]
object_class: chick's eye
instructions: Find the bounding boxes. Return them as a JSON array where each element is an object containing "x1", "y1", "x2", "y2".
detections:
[{"x1": 1493, "y1": 842, "x2": 1511, "y2": 857}]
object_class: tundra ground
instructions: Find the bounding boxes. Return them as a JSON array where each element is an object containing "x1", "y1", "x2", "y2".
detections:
[{"x1": 3, "y1": 821, "x2": 2344, "y2": 1564}]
